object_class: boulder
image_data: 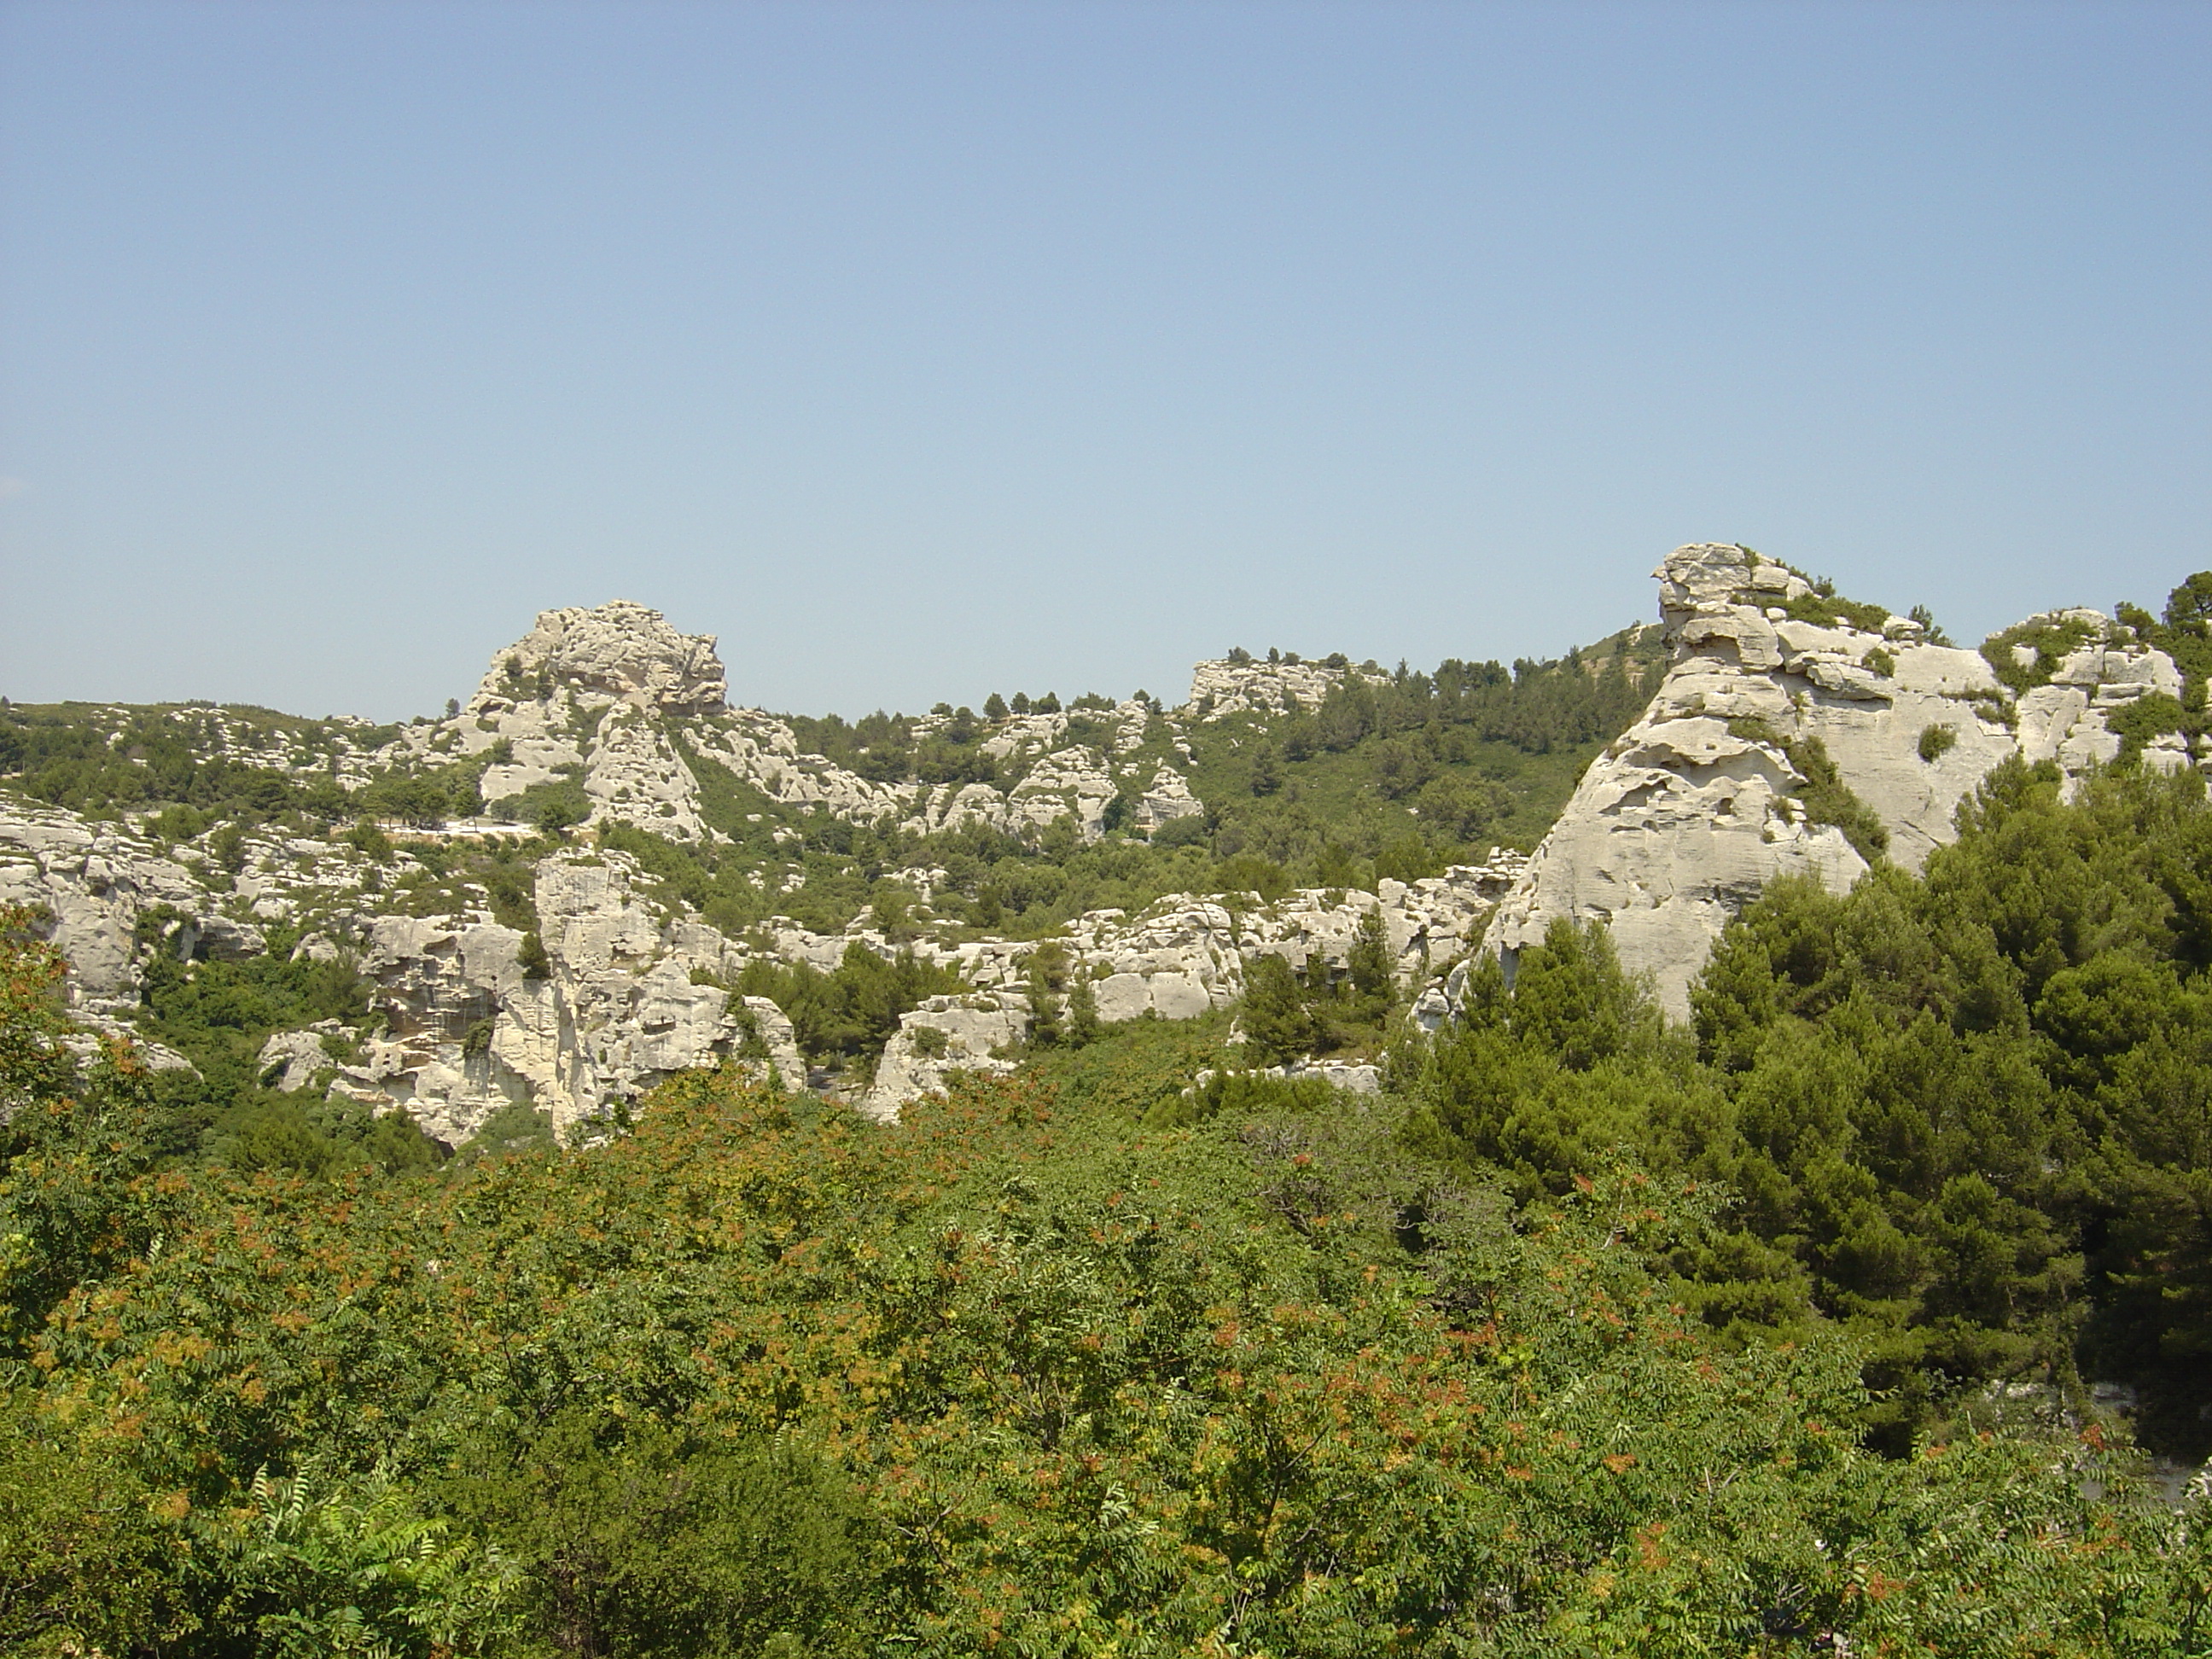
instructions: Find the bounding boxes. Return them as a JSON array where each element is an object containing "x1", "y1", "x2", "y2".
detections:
[{"x1": 860, "y1": 992, "x2": 1029, "y2": 1121}]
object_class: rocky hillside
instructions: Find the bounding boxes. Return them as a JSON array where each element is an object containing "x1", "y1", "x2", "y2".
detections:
[
  {"x1": 9, "y1": 546, "x2": 2206, "y2": 1150},
  {"x1": 1480, "y1": 543, "x2": 2207, "y2": 1016},
  {"x1": 3, "y1": 601, "x2": 1627, "y2": 1141}
]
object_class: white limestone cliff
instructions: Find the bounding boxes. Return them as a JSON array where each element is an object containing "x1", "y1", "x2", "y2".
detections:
[{"x1": 1479, "y1": 544, "x2": 2191, "y2": 1020}]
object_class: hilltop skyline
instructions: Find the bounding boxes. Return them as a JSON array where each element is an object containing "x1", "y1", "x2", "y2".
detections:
[{"x1": 3, "y1": 2, "x2": 2207, "y2": 720}]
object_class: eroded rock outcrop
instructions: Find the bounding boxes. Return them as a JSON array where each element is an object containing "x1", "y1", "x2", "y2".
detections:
[
  {"x1": 1185, "y1": 655, "x2": 1381, "y2": 721},
  {"x1": 0, "y1": 801, "x2": 232, "y2": 1015},
  {"x1": 245, "y1": 848, "x2": 806, "y2": 1144},
  {"x1": 1481, "y1": 544, "x2": 2190, "y2": 1019},
  {"x1": 416, "y1": 602, "x2": 1154, "y2": 848},
  {"x1": 474, "y1": 600, "x2": 729, "y2": 715},
  {"x1": 860, "y1": 992, "x2": 1030, "y2": 1123}
]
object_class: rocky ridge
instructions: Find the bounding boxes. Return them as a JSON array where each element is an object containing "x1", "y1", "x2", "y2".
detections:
[
  {"x1": 384, "y1": 602, "x2": 1200, "y2": 849},
  {"x1": 2, "y1": 593, "x2": 1535, "y2": 1137},
  {"x1": 21, "y1": 550, "x2": 2188, "y2": 1143},
  {"x1": 1479, "y1": 544, "x2": 2199, "y2": 1018}
]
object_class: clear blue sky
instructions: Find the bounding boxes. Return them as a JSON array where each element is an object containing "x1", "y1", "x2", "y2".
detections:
[{"x1": 3, "y1": 1, "x2": 2206, "y2": 721}]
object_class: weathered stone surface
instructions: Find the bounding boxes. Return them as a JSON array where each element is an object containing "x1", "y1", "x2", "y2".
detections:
[
  {"x1": 265, "y1": 850, "x2": 804, "y2": 1144},
  {"x1": 1479, "y1": 544, "x2": 2195, "y2": 1021},
  {"x1": 22, "y1": 573, "x2": 2191, "y2": 1145},
  {"x1": 861, "y1": 992, "x2": 1029, "y2": 1122},
  {"x1": 583, "y1": 709, "x2": 707, "y2": 841},
  {"x1": 472, "y1": 599, "x2": 727, "y2": 716},
  {"x1": 415, "y1": 603, "x2": 1295, "y2": 849},
  {"x1": 258, "y1": 1024, "x2": 344, "y2": 1094},
  {"x1": 1131, "y1": 765, "x2": 1203, "y2": 836},
  {"x1": 0, "y1": 800, "x2": 230, "y2": 1012},
  {"x1": 1185, "y1": 655, "x2": 1380, "y2": 720},
  {"x1": 981, "y1": 712, "x2": 1069, "y2": 761},
  {"x1": 846, "y1": 857, "x2": 1528, "y2": 1119},
  {"x1": 1036, "y1": 855, "x2": 1529, "y2": 1027}
]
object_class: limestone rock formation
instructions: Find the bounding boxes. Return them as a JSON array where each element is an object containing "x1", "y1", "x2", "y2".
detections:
[
  {"x1": 0, "y1": 778, "x2": 810, "y2": 1145},
  {"x1": 40, "y1": 562, "x2": 2177, "y2": 1139},
  {"x1": 859, "y1": 992, "x2": 1030, "y2": 1123},
  {"x1": 472, "y1": 600, "x2": 728, "y2": 715},
  {"x1": 0, "y1": 802, "x2": 227, "y2": 1015},
  {"x1": 1129, "y1": 764, "x2": 1204, "y2": 835},
  {"x1": 245, "y1": 848, "x2": 806, "y2": 1144},
  {"x1": 1185, "y1": 655, "x2": 1380, "y2": 721},
  {"x1": 1481, "y1": 544, "x2": 2191, "y2": 1019},
  {"x1": 405, "y1": 601, "x2": 1160, "y2": 848}
]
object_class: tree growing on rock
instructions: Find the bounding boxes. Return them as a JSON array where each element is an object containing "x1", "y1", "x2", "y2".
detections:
[
  {"x1": 1024, "y1": 940, "x2": 1070, "y2": 1048},
  {"x1": 1347, "y1": 907, "x2": 1393, "y2": 1003}
]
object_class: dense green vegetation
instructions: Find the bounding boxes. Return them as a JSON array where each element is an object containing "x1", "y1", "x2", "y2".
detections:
[
  {"x1": 6, "y1": 932, "x2": 2209, "y2": 1655},
  {"x1": 1173, "y1": 628, "x2": 1662, "y2": 867},
  {"x1": 725, "y1": 944, "x2": 968, "y2": 1073},
  {"x1": 1406, "y1": 759, "x2": 2212, "y2": 1460},
  {"x1": 9, "y1": 738, "x2": 2212, "y2": 1654}
]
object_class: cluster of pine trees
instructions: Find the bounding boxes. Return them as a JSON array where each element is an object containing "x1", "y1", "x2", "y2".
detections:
[{"x1": 1407, "y1": 758, "x2": 2212, "y2": 1458}]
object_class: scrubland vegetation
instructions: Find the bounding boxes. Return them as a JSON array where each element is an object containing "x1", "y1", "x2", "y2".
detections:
[{"x1": 6, "y1": 751, "x2": 2212, "y2": 1655}]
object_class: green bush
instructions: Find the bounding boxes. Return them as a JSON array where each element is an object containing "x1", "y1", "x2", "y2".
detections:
[
  {"x1": 1784, "y1": 734, "x2": 1889, "y2": 862},
  {"x1": 1980, "y1": 614, "x2": 2101, "y2": 695},
  {"x1": 1783, "y1": 590, "x2": 1892, "y2": 632},
  {"x1": 517, "y1": 931, "x2": 553, "y2": 980},
  {"x1": 736, "y1": 942, "x2": 964, "y2": 1067},
  {"x1": 1918, "y1": 722, "x2": 1959, "y2": 762},
  {"x1": 1238, "y1": 954, "x2": 1319, "y2": 1066},
  {"x1": 2105, "y1": 690, "x2": 2191, "y2": 759},
  {"x1": 444, "y1": 1414, "x2": 882, "y2": 1659}
]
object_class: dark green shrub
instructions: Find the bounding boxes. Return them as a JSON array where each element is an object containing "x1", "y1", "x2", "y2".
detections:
[
  {"x1": 1784, "y1": 735, "x2": 1889, "y2": 863},
  {"x1": 1239, "y1": 955, "x2": 1318, "y2": 1066},
  {"x1": 518, "y1": 931, "x2": 553, "y2": 980}
]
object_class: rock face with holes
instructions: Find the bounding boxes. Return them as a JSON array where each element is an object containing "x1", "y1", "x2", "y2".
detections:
[{"x1": 1480, "y1": 543, "x2": 2189, "y2": 1020}]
